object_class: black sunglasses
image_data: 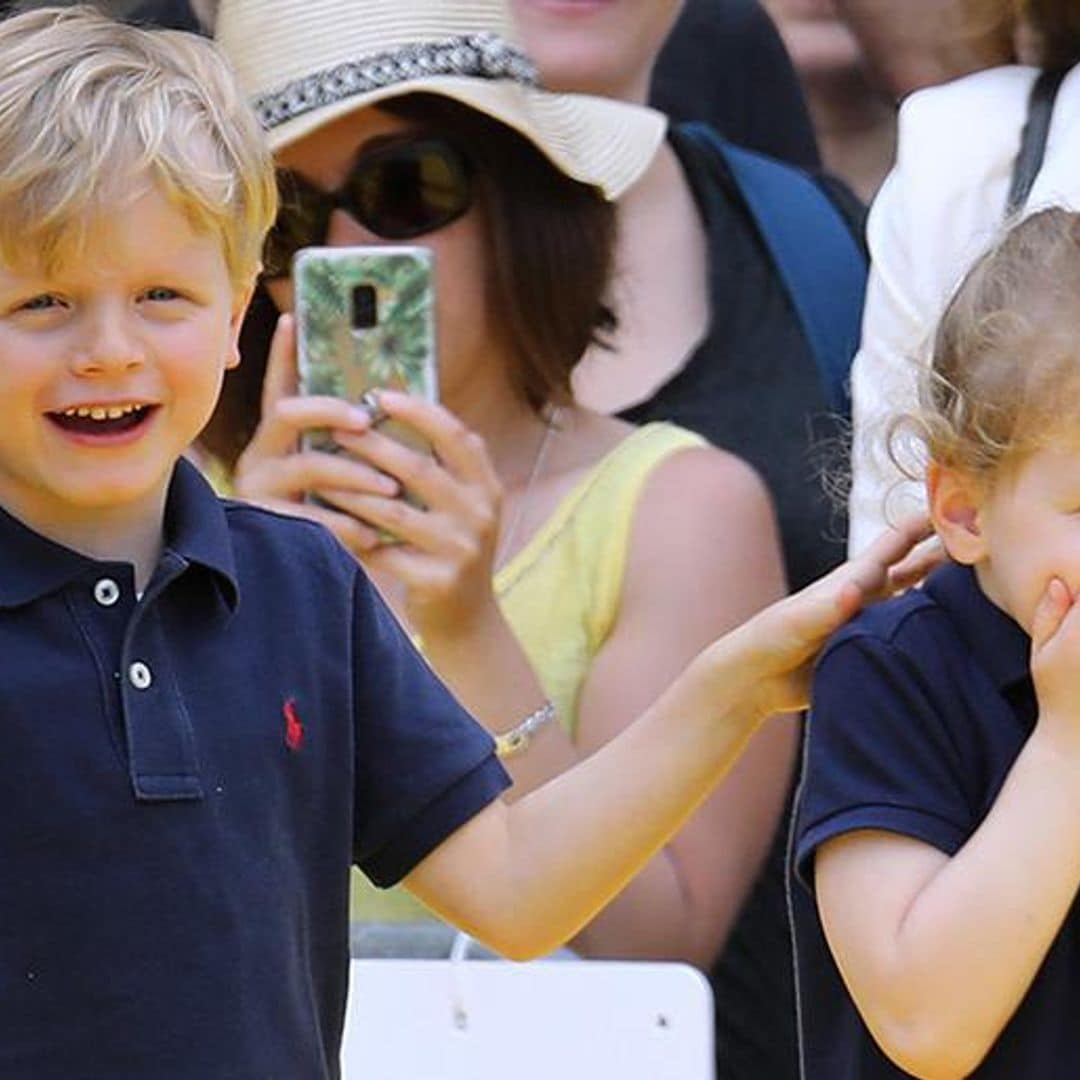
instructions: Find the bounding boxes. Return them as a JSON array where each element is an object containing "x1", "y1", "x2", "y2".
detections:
[{"x1": 263, "y1": 136, "x2": 473, "y2": 278}]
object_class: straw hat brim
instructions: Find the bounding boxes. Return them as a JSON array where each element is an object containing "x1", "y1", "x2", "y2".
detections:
[{"x1": 265, "y1": 75, "x2": 667, "y2": 202}]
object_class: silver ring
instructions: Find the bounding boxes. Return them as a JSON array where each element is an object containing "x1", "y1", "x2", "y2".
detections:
[{"x1": 359, "y1": 390, "x2": 388, "y2": 428}]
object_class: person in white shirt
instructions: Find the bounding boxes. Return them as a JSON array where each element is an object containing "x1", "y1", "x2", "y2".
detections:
[{"x1": 848, "y1": 0, "x2": 1080, "y2": 554}]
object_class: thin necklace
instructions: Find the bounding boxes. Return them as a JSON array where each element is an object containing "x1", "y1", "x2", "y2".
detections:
[{"x1": 496, "y1": 405, "x2": 562, "y2": 572}]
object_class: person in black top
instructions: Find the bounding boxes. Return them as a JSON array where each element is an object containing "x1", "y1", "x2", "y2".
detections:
[
  {"x1": 512, "y1": 0, "x2": 859, "y2": 593},
  {"x1": 652, "y1": 0, "x2": 821, "y2": 169}
]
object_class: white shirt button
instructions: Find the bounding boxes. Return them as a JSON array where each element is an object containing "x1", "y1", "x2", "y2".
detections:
[
  {"x1": 93, "y1": 578, "x2": 121, "y2": 607},
  {"x1": 128, "y1": 661, "x2": 153, "y2": 690}
]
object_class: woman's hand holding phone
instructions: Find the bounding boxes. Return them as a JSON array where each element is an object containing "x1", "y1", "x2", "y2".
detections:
[
  {"x1": 233, "y1": 312, "x2": 507, "y2": 639},
  {"x1": 233, "y1": 313, "x2": 404, "y2": 557},
  {"x1": 325, "y1": 391, "x2": 506, "y2": 638}
]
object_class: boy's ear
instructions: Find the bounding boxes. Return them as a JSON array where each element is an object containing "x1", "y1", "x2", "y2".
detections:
[
  {"x1": 927, "y1": 461, "x2": 988, "y2": 565},
  {"x1": 225, "y1": 280, "x2": 257, "y2": 371}
]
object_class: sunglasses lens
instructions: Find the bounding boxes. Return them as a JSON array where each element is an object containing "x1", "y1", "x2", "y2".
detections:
[
  {"x1": 262, "y1": 141, "x2": 472, "y2": 277},
  {"x1": 349, "y1": 141, "x2": 470, "y2": 240}
]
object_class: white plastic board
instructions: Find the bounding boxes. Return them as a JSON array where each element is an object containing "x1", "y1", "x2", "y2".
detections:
[{"x1": 341, "y1": 957, "x2": 715, "y2": 1079}]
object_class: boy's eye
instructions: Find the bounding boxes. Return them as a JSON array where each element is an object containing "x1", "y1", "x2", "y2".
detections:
[
  {"x1": 20, "y1": 294, "x2": 62, "y2": 312},
  {"x1": 142, "y1": 287, "x2": 180, "y2": 302}
]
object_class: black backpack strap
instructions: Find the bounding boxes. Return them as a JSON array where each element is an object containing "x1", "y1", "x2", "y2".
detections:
[{"x1": 1005, "y1": 68, "x2": 1068, "y2": 217}]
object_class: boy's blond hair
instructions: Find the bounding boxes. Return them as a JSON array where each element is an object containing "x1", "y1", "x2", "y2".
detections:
[{"x1": 0, "y1": 5, "x2": 276, "y2": 289}]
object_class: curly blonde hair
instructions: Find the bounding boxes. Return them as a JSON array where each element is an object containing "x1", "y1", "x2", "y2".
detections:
[{"x1": 891, "y1": 208, "x2": 1080, "y2": 488}]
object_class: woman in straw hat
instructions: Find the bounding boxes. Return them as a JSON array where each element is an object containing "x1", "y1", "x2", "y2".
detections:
[{"x1": 209, "y1": 0, "x2": 798, "y2": 968}]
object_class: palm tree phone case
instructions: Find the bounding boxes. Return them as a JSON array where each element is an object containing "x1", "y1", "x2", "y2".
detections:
[
  {"x1": 294, "y1": 246, "x2": 438, "y2": 537},
  {"x1": 294, "y1": 245, "x2": 438, "y2": 447}
]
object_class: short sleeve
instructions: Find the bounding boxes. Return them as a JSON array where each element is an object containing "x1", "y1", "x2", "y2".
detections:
[
  {"x1": 795, "y1": 634, "x2": 974, "y2": 889},
  {"x1": 349, "y1": 571, "x2": 510, "y2": 886}
]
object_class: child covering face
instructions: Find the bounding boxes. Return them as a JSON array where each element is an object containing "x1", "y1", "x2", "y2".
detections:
[{"x1": 795, "y1": 206, "x2": 1080, "y2": 1079}]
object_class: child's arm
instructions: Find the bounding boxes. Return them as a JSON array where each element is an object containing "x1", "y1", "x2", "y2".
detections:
[
  {"x1": 814, "y1": 579, "x2": 1080, "y2": 1080},
  {"x1": 400, "y1": 516, "x2": 935, "y2": 960}
]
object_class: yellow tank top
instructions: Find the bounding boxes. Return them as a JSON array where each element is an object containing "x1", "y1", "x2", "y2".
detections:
[{"x1": 352, "y1": 422, "x2": 707, "y2": 922}]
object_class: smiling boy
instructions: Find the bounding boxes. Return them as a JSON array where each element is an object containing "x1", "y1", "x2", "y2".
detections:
[
  {"x1": 0, "y1": 6, "x2": 934, "y2": 1078},
  {"x1": 0, "y1": 188, "x2": 248, "y2": 585}
]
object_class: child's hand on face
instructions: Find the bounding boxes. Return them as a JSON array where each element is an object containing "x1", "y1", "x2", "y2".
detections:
[{"x1": 1030, "y1": 577, "x2": 1080, "y2": 745}]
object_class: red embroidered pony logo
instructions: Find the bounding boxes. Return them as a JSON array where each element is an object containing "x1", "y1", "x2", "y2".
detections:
[{"x1": 283, "y1": 699, "x2": 304, "y2": 752}]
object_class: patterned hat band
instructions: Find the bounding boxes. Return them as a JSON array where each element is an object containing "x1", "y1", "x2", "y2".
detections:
[{"x1": 254, "y1": 32, "x2": 539, "y2": 131}]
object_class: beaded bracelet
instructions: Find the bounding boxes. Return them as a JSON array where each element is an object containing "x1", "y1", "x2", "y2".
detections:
[{"x1": 494, "y1": 700, "x2": 557, "y2": 759}]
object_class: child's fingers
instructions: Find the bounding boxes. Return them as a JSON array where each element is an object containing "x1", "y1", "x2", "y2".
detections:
[
  {"x1": 1031, "y1": 577, "x2": 1073, "y2": 652},
  {"x1": 832, "y1": 580, "x2": 866, "y2": 625},
  {"x1": 839, "y1": 515, "x2": 935, "y2": 607},
  {"x1": 741, "y1": 518, "x2": 934, "y2": 715},
  {"x1": 756, "y1": 515, "x2": 936, "y2": 670},
  {"x1": 885, "y1": 535, "x2": 945, "y2": 594}
]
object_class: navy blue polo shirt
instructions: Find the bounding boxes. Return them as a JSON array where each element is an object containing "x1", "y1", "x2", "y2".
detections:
[
  {"x1": 0, "y1": 459, "x2": 510, "y2": 1079},
  {"x1": 792, "y1": 561, "x2": 1080, "y2": 1079}
]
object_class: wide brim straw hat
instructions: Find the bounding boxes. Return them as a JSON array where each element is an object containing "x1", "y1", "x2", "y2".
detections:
[{"x1": 215, "y1": 0, "x2": 667, "y2": 200}]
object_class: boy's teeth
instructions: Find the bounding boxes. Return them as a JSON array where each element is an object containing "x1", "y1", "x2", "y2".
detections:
[{"x1": 61, "y1": 404, "x2": 141, "y2": 420}]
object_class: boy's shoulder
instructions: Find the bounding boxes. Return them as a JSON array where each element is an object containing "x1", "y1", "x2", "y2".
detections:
[
  {"x1": 217, "y1": 496, "x2": 359, "y2": 591},
  {"x1": 219, "y1": 495, "x2": 332, "y2": 537}
]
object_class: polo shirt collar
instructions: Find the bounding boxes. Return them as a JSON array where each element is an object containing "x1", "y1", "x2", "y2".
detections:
[
  {"x1": 162, "y1": 458, "x2": 238, "y2": 609},
  {"x1": 0, "y1": 457, "x2": 238, "y2": 610},
  {"x1": 923, "y1": 561, "x2": 1030, "y2": 690}
]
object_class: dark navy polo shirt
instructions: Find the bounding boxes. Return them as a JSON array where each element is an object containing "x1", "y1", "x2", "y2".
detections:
[
  {"x1": 792, "y1": 561, "x2": 1080, "y2": 1079},
  {"x1": 0, "y1": 459, "x2": 509, "y2": 1079}
]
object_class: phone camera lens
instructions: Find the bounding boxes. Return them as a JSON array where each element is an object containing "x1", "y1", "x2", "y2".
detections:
[{"x1": 351, "y1": 284, "x2": 378, "y2": 330}]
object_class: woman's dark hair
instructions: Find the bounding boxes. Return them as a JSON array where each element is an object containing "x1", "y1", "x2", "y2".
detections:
[
  {"x1": 1024, "y1": 0, "x2": 1080, "y2": 69},
  {"x1": 200, "y1": 93, "x2": 617, "y2": 469}
]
